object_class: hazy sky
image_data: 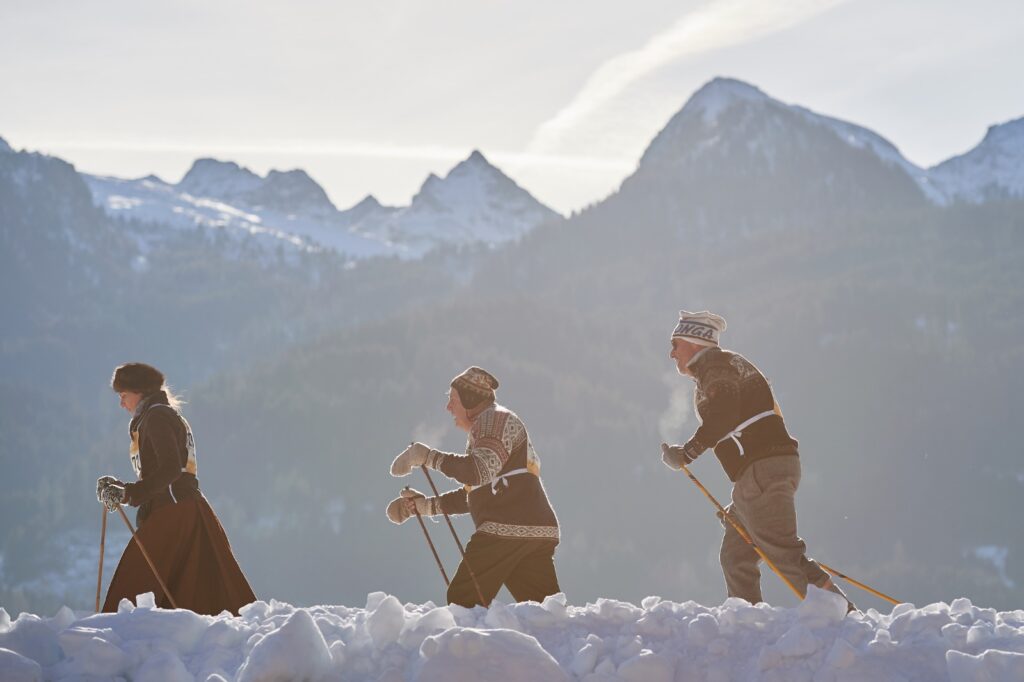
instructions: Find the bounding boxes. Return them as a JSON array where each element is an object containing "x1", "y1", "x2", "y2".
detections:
[{"x1": 2, "y1": 0, "x2": 1022, "y2": 213}]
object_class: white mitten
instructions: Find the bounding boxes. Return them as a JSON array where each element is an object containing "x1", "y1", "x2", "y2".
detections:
[{"x1": 390, "y1": 442, "x2": 431, "y2": 477}]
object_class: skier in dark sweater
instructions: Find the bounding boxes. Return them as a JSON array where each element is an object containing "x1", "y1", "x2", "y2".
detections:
[
  {"x1": 97, "y1": 362, "x2": 256, "y2": 614},
  {"x1": 660, "y1": 311, "x2": 849, "y2": 606},
  {"x1": 387, "y1": 366, "x2": 561, "y2": 607}
]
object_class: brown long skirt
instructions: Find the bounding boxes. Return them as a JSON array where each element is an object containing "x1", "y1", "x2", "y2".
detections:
[{"x1": 102, "y1": 495, "x2": 256, "y2": 615}]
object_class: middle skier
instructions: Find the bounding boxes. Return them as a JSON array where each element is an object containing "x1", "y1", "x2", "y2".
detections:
[{"x1": 387, "y1": 366, "x2": 561, "y2": 607}]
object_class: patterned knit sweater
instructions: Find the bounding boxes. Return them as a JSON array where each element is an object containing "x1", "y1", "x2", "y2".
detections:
[
  {"x1": 424, "y1": 403, "x2": 559, "y2": 541},
  {"x1": 686, "y1": 347, "x2": 799, "y2": 482}
]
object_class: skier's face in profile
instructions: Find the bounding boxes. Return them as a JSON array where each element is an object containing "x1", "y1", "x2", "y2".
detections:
[
  {"x1": 670, "y1": 338, "x2": 703, "y2": 377},
  {"x1": 118, "y1": 391, "x2": 142, "y2": 414},
  {"x1": 446, "y1": 389, "x2": 473, "y2": 432}
]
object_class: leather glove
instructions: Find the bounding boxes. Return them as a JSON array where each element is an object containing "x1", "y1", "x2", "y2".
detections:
[
  {"x1": 661, "y1": 440, "x2": 704, "y2": 471},
  {"x1": 385, "y1": 488, "x2": 431, "y2": 524},
  {"x1": 96, "y1": 475, "x2": 123, "y2": 502},
  {"x1": 390, "y1": 442, "x2": 433, "y2": 477},
  {"x1": 99, "y1": 483, "x2": 127, "y2": 512}
]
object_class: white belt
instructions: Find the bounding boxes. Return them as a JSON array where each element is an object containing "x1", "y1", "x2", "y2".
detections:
[
  {"x1": 715, "y1": 410, "x2": 777, "y2": 457},
  {"x1": 474, "y1": 468, "x2": 531, "y2": 495}
]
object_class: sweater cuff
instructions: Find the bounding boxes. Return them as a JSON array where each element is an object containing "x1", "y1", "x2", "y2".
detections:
[
  {"x1": 683, "y1": 438, "x2": 706, "y2": 461},
  {"x1": 425, "y1": 449, "x2": 448, "y2": 470}
]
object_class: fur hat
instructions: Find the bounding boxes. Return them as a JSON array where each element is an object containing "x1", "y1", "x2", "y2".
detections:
[
  {"x1": 671, "y1": 310, "x2": 727, "y2": 347},
  {"x1": 111, "y1": 362, "x2": 165, "y2": 395}
]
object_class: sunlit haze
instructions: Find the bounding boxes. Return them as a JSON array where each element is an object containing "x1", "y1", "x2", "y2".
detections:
[{"x1": 3, "y1": 0, "x2": 1022, "y2": 213}]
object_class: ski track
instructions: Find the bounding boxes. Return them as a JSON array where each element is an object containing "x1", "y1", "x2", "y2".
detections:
[{"x1": 1, "y1": 588, "x2": 1023, "y2": 681}]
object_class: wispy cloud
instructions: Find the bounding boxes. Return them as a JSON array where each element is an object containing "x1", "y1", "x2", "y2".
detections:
[
  {"x1": 528, "y1": 0, "x2": 849, "y2": 155},
  {"x1": 14, "y1": 135, "x2": 634, "y2": 174}
]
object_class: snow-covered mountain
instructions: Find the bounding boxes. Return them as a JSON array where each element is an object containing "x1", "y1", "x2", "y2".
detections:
[
  {"x1": 341, "y1": 150, "x2": 562, "y2": 253},
  {"x1": 928, "y1": 116, "x2": 1024, "y2": 203},
  {"x1": 85, "y1": 151, "x2": 562, "y2": 261},
  {"x1": 0, "y1": 135, "x2": 13, "y2": 154},
  {"x1": 177, "y1": 159, "x2": 338, "y2": 218},
  {"x1": 638, "y1": 77, "x2": 1024, "y2": 207},
  {"x1": 628, "y1": 77, "x2": 945, "y2": 206},
  {"x1": 85, "y1": 172, "x2": 392, "y2": 260}
]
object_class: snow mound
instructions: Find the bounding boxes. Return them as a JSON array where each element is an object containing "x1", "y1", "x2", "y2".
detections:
[
  {"x1": 419, "y1": 627, "x2": 568, "y2": 682},
  {"x1": 2, "y1": 589, "x2": 1024, "y2": 681}
]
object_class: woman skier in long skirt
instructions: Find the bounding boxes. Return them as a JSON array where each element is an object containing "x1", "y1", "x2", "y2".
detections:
[{"x1": 97, "y1": 362, "x2": 256, "y2": 614}]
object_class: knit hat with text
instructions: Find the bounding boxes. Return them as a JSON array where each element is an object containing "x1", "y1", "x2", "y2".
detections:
[{"x1": 671, "y1": 310, "x2": 727, "y2": 347}]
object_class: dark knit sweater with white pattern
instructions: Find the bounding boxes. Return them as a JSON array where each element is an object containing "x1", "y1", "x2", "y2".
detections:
[
  {"x1": 425, "y1": 403, "x2": 559, "y2": 542},
  {"x1": 686, "y1": 347, "x2": 799, "y2": 482}
]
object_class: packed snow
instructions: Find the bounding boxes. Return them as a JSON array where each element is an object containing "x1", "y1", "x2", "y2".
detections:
[{"x1": 2, "y1": 588, "x2": 1023, "y2": 681}]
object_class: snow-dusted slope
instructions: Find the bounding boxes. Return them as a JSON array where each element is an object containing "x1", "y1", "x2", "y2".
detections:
[
  {"x1": 646, "y1": 77, "x2": 1024, "y2": 207},
  {"x1": 344, "y1": 150, "x2": 562, "y2": 254},
  {"x1": 0, "y1": 136, "x2": 13, "y2": 154},
  {"x1": 176, "y1": 159, "x2": 264, "y2": 204},
  {"x1": 640, "y1": 77, "x2": 946, "y2": 203},
  {"x1": 2, "y1": 589, "x2": 1023, "y2": 681},
  {"x1": 85, "y1": 173, "x2": 394, "y2": 260},
  {"x1": 85, "y1": 152, "x2": 561, "y2": 261},
  {"x1": 928, "y1": 117, "x2": 1024, "y2": 203}
]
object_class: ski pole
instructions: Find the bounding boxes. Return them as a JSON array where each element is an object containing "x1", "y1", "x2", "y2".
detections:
[
  {"x1": 818, "y1": 561, "x2": 900, "y2": 605},
  {"x1": 668, "y1": 448, "x2": 803, "y2": 600},
  {"x1": 96, "y1": 508, "x2": 107, "y2": 612},
  {"x1": 420, "y1": 464, "x2": 488, "y2": 606},
  {"x1": 116, "y1": 505, "x2": 179, "y2": 609},
  {"x1": 406, "y1": 486, "x2": 450, "y2": 586}
]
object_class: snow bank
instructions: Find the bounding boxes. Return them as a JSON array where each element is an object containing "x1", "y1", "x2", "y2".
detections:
[{"x1": 1, "y1": 588, "x2": 1023, "y2": 681}]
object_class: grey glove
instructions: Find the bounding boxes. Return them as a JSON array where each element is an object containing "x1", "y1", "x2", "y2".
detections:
[
  {"x1": 661, "y1": 440, "x2": 704, "y2": 471},
  {"x1": 390, "y1": 442, "x2": 445, "y2": 477},
  {"x1": 96, "y1": 475, "x2": 121, "y2": 502},
  {"x1": 99, "y1": 484, "x2": 127, "y2": 512},
  {"x1": 385, "y1": 488, "x2": 431, "y2": 524}
]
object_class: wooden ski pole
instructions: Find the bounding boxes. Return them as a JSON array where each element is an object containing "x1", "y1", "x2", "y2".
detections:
[
  {"x1": 668, "y1": 448, "x2": 804, "y2": 600},
  {"x1": 96, "y1": 508, "x2": 107, "y2": 612},
  {"x1": 818, "y1": 561, "x2": 900, "y2": 605},
  {"x1": 116, "y1": 505, "x2": 179, "y2": 609},
  {"x1": 406, "y1": 487, "x2": 450, "y2": 586},
  {"x1": 420, "y1": 464, "x2": 488, "y2": 606}
]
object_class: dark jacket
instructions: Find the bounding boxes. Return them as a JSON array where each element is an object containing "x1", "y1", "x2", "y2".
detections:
[
  {"x1": 686, "y1": 347, "x2": 799, "y2": 482},
  {"x1": 125, "y1": 391, "x2": 201, "y2": 524}
]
